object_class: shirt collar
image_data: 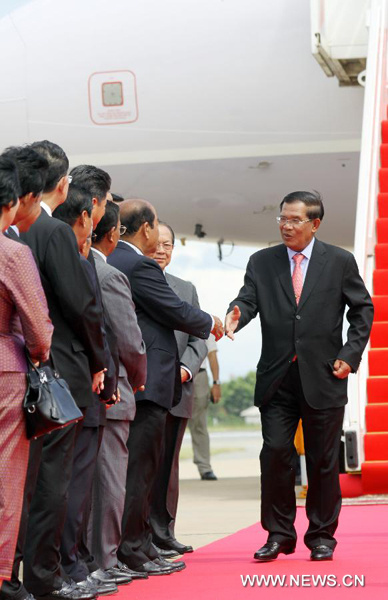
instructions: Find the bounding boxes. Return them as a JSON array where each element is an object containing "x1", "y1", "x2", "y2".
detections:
[
  {"x1": 41, "y1": 201, "x2": 52, "y2": 217},
  {"x1": 91, "y1": 247, "x2": 107, "y2": 263},
  {"x1": 287, "y1": 236, "x2": 315, "y2": 261},
  {"x1": 120, "y1": 240, "x2": 143, "y2": 255},
  {"x1": 9, "y1": 225, "x2": 20, "y2": 236}
]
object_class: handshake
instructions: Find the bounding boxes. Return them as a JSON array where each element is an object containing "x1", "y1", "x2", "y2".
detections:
[
  {"x1": 211, "y1": 315, "x2": 224, "y2": 341},
  {"x1": 211, "y1": 306, "x2": 241, "y2": 342}
]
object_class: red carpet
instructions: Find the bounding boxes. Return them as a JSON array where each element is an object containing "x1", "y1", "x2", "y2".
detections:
[{"x1": 117, "y1": 505, "x2": 388, "y2": 599}]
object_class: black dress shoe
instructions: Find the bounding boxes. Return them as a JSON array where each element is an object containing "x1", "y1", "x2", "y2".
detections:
[
  {"x1": 310, "y1": 545, "x2": 333, "y2": 561},
  {"x1": 254, "y1": 541, "x2": 295, "y2": 562},
  {"x1": 115, "y1": 560, "x2": 148, "y2": 580},
  {"x1": 153, "y1": 545, "x2": 180, "y2": 558},
  {"x1": 153, "y1": 557, "x2": 186, "y2": 572},
  {"x1": 201, "y1": 471, "x2": 217, "y2": 481},
  {"x1": 36, "y1": 580, "x2": 96, "y2": 600},
  {"x1": 100, "y1": 566, "x2": 132, "y2": 585},
  {"x1": 79, "y1": 572, "x2": 118, "y2": 596},
  {"x1": 154, "y1": 539, "x2": 194, "y2": 555},
  {"x1": 132, "y1": 560, "x2": 174, "y2": 576}
]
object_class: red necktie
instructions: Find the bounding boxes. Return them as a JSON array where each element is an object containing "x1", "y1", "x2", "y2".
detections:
[{"x1": 292, "y1": 253, "x2": 304, "y2": 305}]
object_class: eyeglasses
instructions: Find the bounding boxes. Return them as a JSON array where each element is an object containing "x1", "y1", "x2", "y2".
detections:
[
  {"x1": 67, "y1": 175, "x2": 73, "y2": 184},
  {"x1": 119, "y1": 225, "x2": 127, "y2": 235},
  {"x1": 156, "y1": 242, "x2": 174, "y2": 251},
  {"x1": 276, "y1": 216, "x2": 312, "y2": 227}
]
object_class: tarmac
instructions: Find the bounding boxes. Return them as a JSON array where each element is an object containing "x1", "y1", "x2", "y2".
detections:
[
  {"x1": 174, "y1": 429, "x2": 264, "y2": 549},
  {"x1": 175, "y1": 428, "x2": 388, "y2": 551}
]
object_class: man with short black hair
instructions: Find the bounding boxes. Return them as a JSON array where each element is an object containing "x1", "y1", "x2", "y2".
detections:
[
  {"x1": 53, "y1": 187, "x2": 118, "y2": 594},
  {"x1": 225, "y1": 190, "x2": 374, "y2": 562},
  {"x1": 108, "y1": 199, "x2": 223, "y2": 575},
  {"x1": 19, "y1": 142, "x2": 106, "y2": 600},
  {"x1": 88, "y1": 201, "x2": 147, "y2": 581},
  {"x1": 2, "y1": 145, "x2": 49, "y2": 236},
  {"x1": 53, "y1": 184, "x2": 93, "y2": 248},
  {"x1": 70, "y1": 165, "x2": 111, "y2": 228}
]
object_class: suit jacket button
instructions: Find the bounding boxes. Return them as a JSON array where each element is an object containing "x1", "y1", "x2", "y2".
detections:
[{"x1": 296, "y1": 315, "x2": 301, "y2": 320}]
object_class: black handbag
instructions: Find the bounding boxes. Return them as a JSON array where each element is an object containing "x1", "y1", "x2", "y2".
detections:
[{"x1": 23, "y1": 353, "x2": 83, "y2": 440}]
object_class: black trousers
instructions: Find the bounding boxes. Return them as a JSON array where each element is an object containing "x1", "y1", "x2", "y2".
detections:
[
  {"x1": 117, "y1": 401, "x2": 168, "y2": 570},
  {"x1": 77, "y1": 424, "x2": 105, "y2": 575},
  {"x1": 259, "y1": 361, "x2": 344, "y2": 550},
  {"x1": 18, "y1": 422, "x2": 77, "y2": 596},
  {"x1": 149, "y1": 414, "x2": 188, "y2": 545},
  {"x1": 60, "y1": 422, "x2": 100, "y2": 582}
]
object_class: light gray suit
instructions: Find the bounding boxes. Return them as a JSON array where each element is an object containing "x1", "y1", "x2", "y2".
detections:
[
  {"x1": 168, "y1": 273, "x2": 208, "y2": 418},
  {"x1": 90, "y1": 248, "x2": 147, "y2": 569},
  {"x1": 150, "y1": 272, "x2": 207, "y2": 546}
]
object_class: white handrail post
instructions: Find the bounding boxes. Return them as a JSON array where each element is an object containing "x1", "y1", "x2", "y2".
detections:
[{"x1": 346, "y1": 0, "x2": 388, "y2": 471}]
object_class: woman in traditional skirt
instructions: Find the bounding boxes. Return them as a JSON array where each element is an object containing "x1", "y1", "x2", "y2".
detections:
[{"x1": 0, "y1": 156, "x2": 53, "y2": 582}]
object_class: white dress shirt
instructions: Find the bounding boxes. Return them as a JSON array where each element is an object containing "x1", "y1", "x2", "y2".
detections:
[
  {"x1": 40, "y1": 201, "x2": 52, "y2": 217},
  {"x1": 91, "y1": 247, "x2": 107, "y2": 263}
]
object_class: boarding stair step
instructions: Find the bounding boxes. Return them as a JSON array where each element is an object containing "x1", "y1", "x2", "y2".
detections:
[
  {"x1": 370, "y1": 321, "x2": 388, "y2": 347},
  {"x1": 369, "y1": 348, "x2": 388, "y2": 376},
  {"x1": 376, "y1": 218, "x2": 388, "y2": 243},
  {"x1": 371, "y1": 296, "x2": 388, "y2": 321},
  {"x1": 375, "y1": 244, "x2": 388, "y2": 268},
  {"x1": 361, "y1": 460, "x2": 388, "y2": 494},
  {"x1": 365, "y1": 403, "x2": 388, "y2": 432}
]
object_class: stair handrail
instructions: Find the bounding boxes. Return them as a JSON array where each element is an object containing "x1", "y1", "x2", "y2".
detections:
[{"x1": 347, "y1": 0, "x2": 388, "y2": 469}]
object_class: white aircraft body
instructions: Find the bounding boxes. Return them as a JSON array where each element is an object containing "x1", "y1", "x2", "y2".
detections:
[{"x1": 0, "y1": 0, "x2": 365, "y2": 247}]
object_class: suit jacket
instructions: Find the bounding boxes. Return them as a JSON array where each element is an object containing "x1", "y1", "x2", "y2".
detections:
[
  {"x1": 20, "y1": 210, "x2": 106, "y2": 407},
  {"x1": 92, "y1": 248, "x2": 147, "y2": 421},
  {"x1": 108, "y1": 241, "x2": 212, "y2": 410},
  {"x1": 228, "y1": 239, "x2": 374, "y2": 409},
  {"x1": 166, "y1": 273, "x2": 207, "y2": 419},
  {"x1": 85, "y1": 250, "x2": 118, "y2": 402}
]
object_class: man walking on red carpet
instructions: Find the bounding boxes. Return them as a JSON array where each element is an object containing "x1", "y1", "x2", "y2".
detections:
[{"x1": 225, "y1": 191, "x2": 373, "y2": 562}]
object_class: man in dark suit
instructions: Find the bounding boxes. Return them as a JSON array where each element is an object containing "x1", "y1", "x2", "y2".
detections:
[
  {"x1": 69, "y1": 165, "x2": 109, "y2": 230},
  {"x1": 89, "y1": 200, "x2": 147, "y2": 580},
  {"x1": 52, "y1": 185, "x2": 119, "y2": 595},
  {"x1": 19, "y1": 141, "x2": 106, "y2": 600},
  {"x1": 148, "y1": 222, "x2": 207, "y2": 557},
  {"x1": 108, "y1": 199, "x2": 223, "y2": 576},
  {"x1": 225, "y1": 191, "x2": 373, "y2": 562}
]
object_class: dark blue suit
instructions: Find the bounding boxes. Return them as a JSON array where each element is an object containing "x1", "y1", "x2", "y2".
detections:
[
  {"x1": 108, "y1": 241, "x2": 211, "y2": 410},
  {"x1": 108, "y1": 241, "x2": 212, "y2": 568}
]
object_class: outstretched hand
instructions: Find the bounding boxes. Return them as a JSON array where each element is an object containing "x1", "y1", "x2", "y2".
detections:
[
  {"x1": 211, "y1": 316, "x2": 224, "y2": 341},
  {"x1": 225, "y1": 305, "x2": 241, "y2": 340}
]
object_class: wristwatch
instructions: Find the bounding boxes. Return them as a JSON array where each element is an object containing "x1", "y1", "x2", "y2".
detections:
[{"x1": 213, "y1": 380, "x2": 221, "y2": 385}]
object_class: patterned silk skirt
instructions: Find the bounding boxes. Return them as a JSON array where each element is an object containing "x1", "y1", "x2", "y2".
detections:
[{"x1": 0, "y1": 372, "x2": 29, "y2": 580}]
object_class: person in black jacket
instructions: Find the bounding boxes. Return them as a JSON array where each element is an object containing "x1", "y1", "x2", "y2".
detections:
[
  {"x1": 53, "y1": 185, "x2": 119, "y2": 595},
  {"x1": 19, "y1": 141, "x2": 106, "y2": 600},
  {"x1": 225, "y1": 191, "x2": 374, "y2": 563},
  {"x1": 108, "y1": 199, "x2": 223, "y2": 576}
]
